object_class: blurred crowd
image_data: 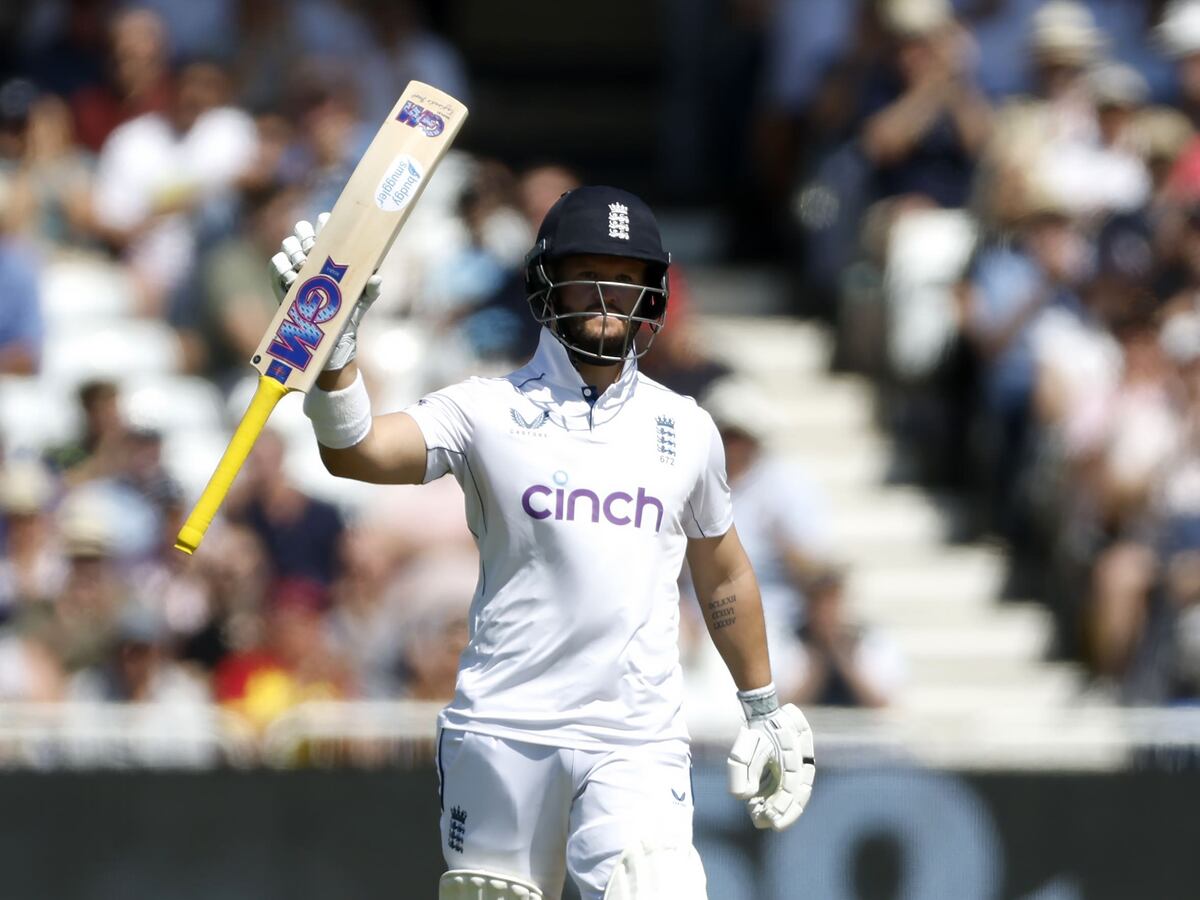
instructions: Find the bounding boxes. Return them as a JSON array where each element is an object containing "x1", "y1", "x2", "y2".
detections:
[
  {"x1": 0, "y1": 0, "x2": 881, "y2": 740},
  {"x1": 8, "y1": 0, "x2": 1200, "y2": 734},
  {"x1": 761, "y1": 0, "x2": 1200, "y2": 704}
]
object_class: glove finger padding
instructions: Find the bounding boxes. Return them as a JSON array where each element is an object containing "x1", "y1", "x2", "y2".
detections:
[
  {"x1": 783, "y1": 704, "x2": 816, "y2": 759},
  {"x1": 362, "y1": 273, "x2": 383, "y2": 306},
  {"x1": 270, "y1": 252, "x2": 297, "y2": 303},
  {"x1": 268, "y1": 213, "x2": 381, "y2": 372},
  {"x1": 727, "y1": 727, "x2": 773, "y2": 800},
  {"x1": 747, "y1": 796, "x2": 774, "y2": 830},
  {"x1": 295, "y1": 218, "x2": 317, "y2": 252},
  {"x1": 730, "y1": 703, "x2": 816, "y2": 831},
  {"x1": 757, "y1": 705, "x2": 815, "y2": 831},
  {"x1": 270, "y1": 215, "x2": 328, "y2": 303}
]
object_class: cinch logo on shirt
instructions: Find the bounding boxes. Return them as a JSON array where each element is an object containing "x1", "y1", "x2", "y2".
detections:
[{"x1": 521, "y1": 484, "x2": 664, "y2": 532}]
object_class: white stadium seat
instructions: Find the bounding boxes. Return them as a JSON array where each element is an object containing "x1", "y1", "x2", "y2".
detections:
[
  {"x1": 40, "y1": 255, "x2": 137, "y2": 330},
  {"x1": 42, "y1": 320, "x2": 183, "y2": 386},
  {"x1": 0, "y1": 377, "x2": 81, "y2": 455},
  {"x1": 119, "y1": 375, "x2": 226, "y2": 435}
]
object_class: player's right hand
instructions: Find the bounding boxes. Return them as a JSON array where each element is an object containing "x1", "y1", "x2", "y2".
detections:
[
  {"x1": 269, "y1": 213, "x2": 383, "y2": 372},
  {"x1": 728, "y1": 701, "x2": 815, "y2": 831}
]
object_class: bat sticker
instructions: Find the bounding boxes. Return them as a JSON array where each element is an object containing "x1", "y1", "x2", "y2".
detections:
[
  {"x1": 265, "y1": 359, "x2": 293, "y2": 383},
  {"x1": 266, "y1": 257, "x2": 349, "y2": 370},
  {"x1": 397, "y1": 100, "x2": 445, "y2": 136},
  {"x1": 375, "y1": 154, "x2": 425, "y2": 212}
]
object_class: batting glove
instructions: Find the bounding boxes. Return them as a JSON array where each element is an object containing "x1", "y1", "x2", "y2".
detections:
[
  {"x1": 269, "y1": 213, "x2": 383, "y2": 372},
  {"x1": 727, "y1": 683, "x2": 815, "y2": 831}
]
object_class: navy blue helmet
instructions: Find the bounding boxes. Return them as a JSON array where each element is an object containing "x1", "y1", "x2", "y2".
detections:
[{"x1": 524, "y1": 186, "x2": 671, "y2": 363}]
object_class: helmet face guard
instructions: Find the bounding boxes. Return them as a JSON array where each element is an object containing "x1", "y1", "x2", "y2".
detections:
[
  {"x1": 526, "y1": 255, "x2": 669, "y2": 364},
  {"x1": 523, "y1": 186, "x2": 671, "y2": 365}
]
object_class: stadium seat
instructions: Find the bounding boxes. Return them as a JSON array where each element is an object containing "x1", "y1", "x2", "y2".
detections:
[
  {"x1": 40, "y1": 255, "x2": 137, "y2": 331},
  {"x1": 884, "y1": 209, "x2": 977, "y2": 381},
  {"x1": 42, "y1": 320, "x2": 184, "y2": 386},
  {"x1": 119, "y1": 375, "x2": 226, "y2": 435},
  {"x1": 0, "y1": 377, "x2": 81, "y2": 455}
]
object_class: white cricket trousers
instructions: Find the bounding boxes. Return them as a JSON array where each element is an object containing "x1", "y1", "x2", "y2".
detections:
[{"x1": 436, "y1": 728, "x2": 697, "y2": 900}]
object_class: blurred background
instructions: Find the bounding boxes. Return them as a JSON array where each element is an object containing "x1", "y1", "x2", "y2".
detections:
[{"x1": 2, "y1": 0, "x2": 1200, "y2": 897}]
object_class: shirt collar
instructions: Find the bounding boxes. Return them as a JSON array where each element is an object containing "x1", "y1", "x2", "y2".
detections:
[{"x1": 520, "y1": 327, "x2": 640, "y2": 418}]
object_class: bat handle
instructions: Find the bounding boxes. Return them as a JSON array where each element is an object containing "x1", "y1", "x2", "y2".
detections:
[{"x1": 174, "y1": 375, "x2": 291, "y2": 555}]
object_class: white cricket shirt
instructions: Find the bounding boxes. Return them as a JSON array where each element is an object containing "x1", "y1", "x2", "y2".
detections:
[{"x1": 404, "y1": 328, "x2": 733, "y2": 749}]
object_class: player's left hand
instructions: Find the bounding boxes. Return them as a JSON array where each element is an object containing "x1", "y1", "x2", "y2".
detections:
[
  {"x1": 269, "y1": 212, "x2": 383, "y2": 372},
  {"x1": 727, "y1": 688, "x2": 815, "y2": 831}
]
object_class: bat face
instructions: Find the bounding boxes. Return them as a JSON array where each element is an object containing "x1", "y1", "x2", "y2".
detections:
[{"x1": 253, "y1": 82, "x2": 468, "y2": 391}]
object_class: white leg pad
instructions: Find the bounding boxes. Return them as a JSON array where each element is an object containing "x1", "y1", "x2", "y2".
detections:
[
  {"x1": 439, "y1": 869, "x2": 544, "y2": 899},
  {"x1": 602, "y1": 841, "x2": 708, "y2": 900}
]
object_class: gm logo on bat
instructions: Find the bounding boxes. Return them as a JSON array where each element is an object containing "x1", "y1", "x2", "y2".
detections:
[
  {"x1": 266, "y1": 257, "x2": 348, "y2": 372},
  {"x1": 397, "y1": 100, "x2": 444, "y2": 136}
]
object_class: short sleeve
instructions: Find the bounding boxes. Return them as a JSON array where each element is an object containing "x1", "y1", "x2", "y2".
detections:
[
  {"x1": 402, "y1": 382, "x2": 476, "y2": 484},
  {"x1": 684, "y1": 410, "x2": 734, "y2": 539}
]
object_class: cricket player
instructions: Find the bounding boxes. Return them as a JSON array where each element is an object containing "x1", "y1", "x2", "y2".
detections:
[{"x1": 270, "y1": 186, "x2": 815, "y2": 899}]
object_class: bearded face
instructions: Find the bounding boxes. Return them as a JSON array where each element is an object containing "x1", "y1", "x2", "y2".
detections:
[{"x1": 544, "y1": 254, "x2": 663, "y2": 364}]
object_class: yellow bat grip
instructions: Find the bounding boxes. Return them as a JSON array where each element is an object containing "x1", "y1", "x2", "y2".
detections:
[{"x1": 174, "y1": 375, "x2": 291, "y2": 555}]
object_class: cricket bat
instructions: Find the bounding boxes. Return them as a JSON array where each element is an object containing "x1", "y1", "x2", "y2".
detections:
[{"x1": 174, "y1": 81, "x2": 467, "y2": 555}]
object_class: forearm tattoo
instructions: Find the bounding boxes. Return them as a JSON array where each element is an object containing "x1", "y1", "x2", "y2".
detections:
[{"x1": 708, "y1": 594, "x2": 737, "y2": 630}]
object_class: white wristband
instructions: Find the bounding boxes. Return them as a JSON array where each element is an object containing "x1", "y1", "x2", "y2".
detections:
[
  {"x1": 736, "y1": 682, "x2": 779, "y2": 720},
  {"x1": 302, "y1": 370, "x2": 372, "y2": 449}
]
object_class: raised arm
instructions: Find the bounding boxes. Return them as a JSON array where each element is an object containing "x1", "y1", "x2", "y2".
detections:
[
  {"x1": 308, "y1": 363, "x2": 427, "y2": 485},
  {"x1": 271, "y1": 217, "x2": 428, "y2": 486}
]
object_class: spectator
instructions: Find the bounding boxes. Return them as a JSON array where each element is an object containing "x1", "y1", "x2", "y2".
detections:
[
  {"x1": 1089, "y1": 309, "x2": 1200, "y2": 699},
  {"x1": 69, "y1": 603, "x2": 209, "y2": 704},
  {"x1": 288, "y1": 66, "x2": 370, "y2": 223},
  {"x1": 422, "y1": 158, "x2": 534, "y2": 366},
  {"x1": 639, "y1": 267, "x2": 731, "y2": 398},
  {"x1": 91, "y1": 57, "x2": 258, "y2": 315},
  {"x1": 180, "y1": 522, "x2": 270, "y2": 672},
  {"x1": 6, "y1": 89, "x2": 96, "y2": 249},
  {"x1": 370, "y1": 0, "x2": 471, "y2": 111},
  {"x1": 18, "y1": 0, "x2": 111, "y2": 103},
  {"x1": 0, "y1": 604, "x2": 67, "y2": 702},
  {"x1": 53, "y1": 503, "x2": 126, "y2": 670},
  {"x1": 861, "y1": 0, "x2": 993, "y2": 210},
  {"x1": 327, "y1": 527, "x2": 412, "y2": 699},
  {"x1": 983, "y1": 2, "x2": 1153, "y2": 218},
  {"x1": 225, "y1": 429, "x2": 345, "y2": 586},
  {"x1": 215, "y1": 577, "x2": 355, "y2": 729},
  {"x1": 50, "y1": 416, "x2": 167, "y2": 563},
  {"x1": 0, "y1": 460, "x2": 66, "y2": 618},
  {"x1": 70, "y1": 6, "x2": 172, "y2": 153},
  {"x1": 1166, "y1": 547, "x2": 1200, "y2": 701},
  {"x1": 191, "y1": 181, "x2": 300, "y2": 384},
  {"x1": 229, "y1": 0, "x2": 293, "y2": 114},
  {"x1": 1159, "y1": 0, "x2": 1200, "y2": 129},
  {"x1": 788, "y1": 567, "x2": 905, "y2": 708},
  {"x1": 394, "y1": 555, "x2": 474, "y2": 702},
  {"x1": 0, "y1": 171, "x2": 45, "y2": 375},
  {"x1": 44, "y1": 379, "x2": 124, "y2": 481},
  {"x1": 960, "y1": 188, "x2": 1091, "y2": 540},
  {"x1": 517, "y1": 164, "x2": 583, "y2": 229}
]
